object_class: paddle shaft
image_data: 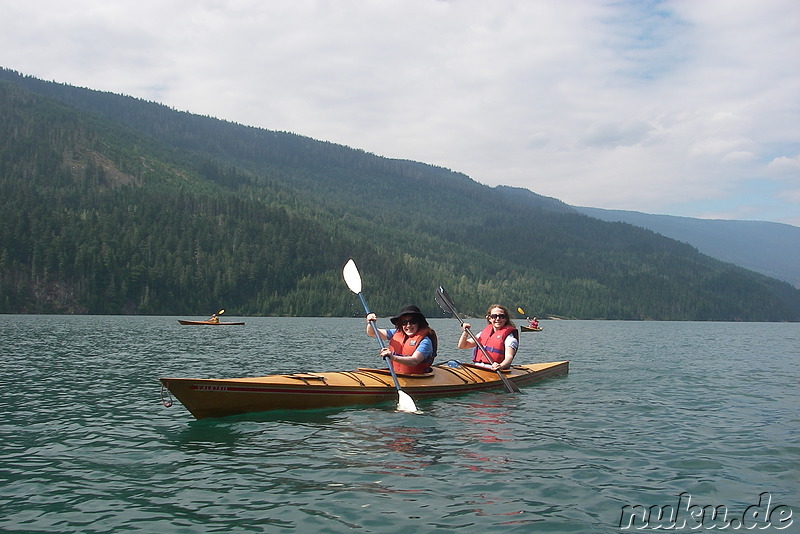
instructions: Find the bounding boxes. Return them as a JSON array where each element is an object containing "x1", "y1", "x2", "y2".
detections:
[
  {"x1": 357, "y1": 293, "x2": 406, "y2": 395},
  {"x1": 463, "y1": 325, "x2": 496, "y2": 365}
]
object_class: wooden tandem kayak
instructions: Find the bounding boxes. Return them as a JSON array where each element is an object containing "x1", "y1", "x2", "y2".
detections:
[
  {"x1": 178, "y1": 320, "x2": 246, "y2": 326},
  {"x1": 159, "y1": 360, "x2": 569, "y2": 419},
  {"x1": 521, "y1": 326, "x2": 543, "y2": 332}
]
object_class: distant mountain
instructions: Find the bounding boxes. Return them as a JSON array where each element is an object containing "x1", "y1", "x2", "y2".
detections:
[
  {"x1": 2, "y1": 66, "x2": 799, "y2": 321},
  {"x1": 575, "y1": 207, "x2": 800, "y2": 288}
]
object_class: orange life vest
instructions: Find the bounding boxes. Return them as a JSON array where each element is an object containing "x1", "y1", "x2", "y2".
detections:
[
  {"x1": 474, "y1": 324, "x2": 518, "y2": 364},
  {"x1": 388, "y1": 327, "x2": 436, "y2": 374}
]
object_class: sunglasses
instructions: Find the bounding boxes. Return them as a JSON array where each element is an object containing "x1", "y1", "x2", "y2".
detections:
[
  {"x1": 489, "y1": 313, "x2": 507, "y2": 320},
  {"x1": 399, "y1": 319, "x2": 418, "y2": 326}
]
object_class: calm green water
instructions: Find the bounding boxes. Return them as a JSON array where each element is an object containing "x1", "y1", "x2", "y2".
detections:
[{"x1": 0, "y1": 316, "x2": 797, "y2": 533}]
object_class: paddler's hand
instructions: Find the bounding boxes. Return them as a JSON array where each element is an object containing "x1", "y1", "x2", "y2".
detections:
[
  {"x1": 379, "y1": 348, "x2": 392, "y2": 360},
  {"x1": 490, "y1": 362, "x2": 501, "y2": 371},
  {"x1": 366, "y1": 313, "x2": 377, "y2": 322},
  {"x1": 458, "y1": 322, "x2": 471, "y2": 348}
]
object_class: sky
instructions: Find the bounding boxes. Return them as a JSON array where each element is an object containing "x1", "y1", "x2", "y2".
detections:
[{"x1": 1, "y1": 0, "x2": 799, "y2": 226}]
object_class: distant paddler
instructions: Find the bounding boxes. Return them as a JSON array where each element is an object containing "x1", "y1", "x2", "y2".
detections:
[
  {"x1": 208, "y1": 309, "x2": 224, "y2": 323},
  {"x1": 518, "y1": 307, "x2": 539, "y2": 329}
]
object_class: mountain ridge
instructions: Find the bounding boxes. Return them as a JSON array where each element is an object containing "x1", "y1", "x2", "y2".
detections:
[
  {"x1": 575, "y1": 207, "x2": 800, "y2": 288},
  {"x1": 2, "y1": 66, "x2": 798, "y2": 320}
]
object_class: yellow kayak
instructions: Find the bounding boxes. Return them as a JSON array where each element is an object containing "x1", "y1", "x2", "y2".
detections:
[{"x1": 160, "y1": 360, "x2": 569, "y2": 419}]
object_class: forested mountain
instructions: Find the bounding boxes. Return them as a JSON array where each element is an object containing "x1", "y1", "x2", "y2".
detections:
[
  {"x1": 2, "y1": 67, "x2": 799, "y2": 321},
  {"x1": 575, "y1": 207, "x2": 800, "y2": 288}
]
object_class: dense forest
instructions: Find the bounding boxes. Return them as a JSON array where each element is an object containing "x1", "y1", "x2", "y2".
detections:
[{"x1": 2, "y1": 67, "x2": 799, "y2": 321}]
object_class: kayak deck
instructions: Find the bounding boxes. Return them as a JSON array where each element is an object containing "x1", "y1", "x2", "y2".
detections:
[{"x1": 160, "y1": 360, "x2": 569, "y2": 419}]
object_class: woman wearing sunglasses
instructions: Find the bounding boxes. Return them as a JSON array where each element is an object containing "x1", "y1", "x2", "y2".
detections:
[
  {"x1": 457, "y1": 304, "x2": 519, "y2": 370},
  {"x1": 365, "y1": 305, "x2": 438, "y2": 374}
]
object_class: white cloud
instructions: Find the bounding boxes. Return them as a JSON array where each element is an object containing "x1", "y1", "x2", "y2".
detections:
[
  {"x1": 0, "y1": 0, "x2": 798, "y2": 225},
  {"x1": 768, "y1": 155, "x2": 800, "y2": 176}
]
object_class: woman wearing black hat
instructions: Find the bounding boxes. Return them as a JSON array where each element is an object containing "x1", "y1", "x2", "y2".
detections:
[{"x1": 365, "y1": 305, "x2": 438, "y2": 374}]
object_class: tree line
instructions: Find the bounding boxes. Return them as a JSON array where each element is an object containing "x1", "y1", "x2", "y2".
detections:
[{"x1": 2, "y1": 71, "x2": 799, "y2": 321}]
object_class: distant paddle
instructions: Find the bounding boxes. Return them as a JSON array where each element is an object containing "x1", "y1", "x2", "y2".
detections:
[
  {"x1": 517, "y1": 307, "x2": 525, "y2": 316},
  {"x1": 342, "y1": 259, "x2": 418, "y2": 413},
  {"x1": 435, "y1": 286, "x2": 520, "y2": 393}
]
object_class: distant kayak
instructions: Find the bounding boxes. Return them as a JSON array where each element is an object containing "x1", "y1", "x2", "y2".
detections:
[
  {"x1": 521, "y1": 325, "x2": 542, "y2": 332},
  {"x1": 178, "y1": 320, "x2": 245, "y2": 326}
]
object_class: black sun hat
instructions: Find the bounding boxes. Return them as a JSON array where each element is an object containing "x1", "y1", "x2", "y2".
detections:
[{"x1": 390, "y1": 304, "x2": 427, "y2": 326}]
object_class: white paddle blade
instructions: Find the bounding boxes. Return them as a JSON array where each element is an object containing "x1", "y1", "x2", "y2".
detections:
[
  {"x1": 342, "y1": 259, "x2": 362, "y2": 294},
  {"x1": 396, "y1": 390, "x2": 418, "y2": 413}
]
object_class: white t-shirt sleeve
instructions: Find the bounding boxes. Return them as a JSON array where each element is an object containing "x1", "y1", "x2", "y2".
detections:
[{"x1": 505, "y1": 335, "x2": 518, "y2": 351}]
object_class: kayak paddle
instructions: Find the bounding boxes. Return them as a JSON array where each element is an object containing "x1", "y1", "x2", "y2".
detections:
[
  {"x1": 435, "y1": 286, "x2": 520, "y2": 393},
  {"x1": 342, "y1": 259, "x2": 418, "y2": 413}
]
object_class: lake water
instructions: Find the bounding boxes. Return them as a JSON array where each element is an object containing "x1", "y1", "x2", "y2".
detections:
[{"x1": 1, "y1": 316, "x2": 797, "y2": 533}]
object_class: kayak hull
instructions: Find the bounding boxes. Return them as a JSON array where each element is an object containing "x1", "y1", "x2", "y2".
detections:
[
  {"x1": 521, "y1": 326, "x2": 542, "y2": 332},
  {"x1": 178, "y1": 320, "x2": 245, "y2": 325},
  {"x1": 160, "y1": 360, "x2": 569, "y2": 419}
]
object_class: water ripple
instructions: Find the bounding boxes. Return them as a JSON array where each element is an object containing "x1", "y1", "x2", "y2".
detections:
[{"x1": 1, "y1": 317, "x2": 797, "y2": 532}]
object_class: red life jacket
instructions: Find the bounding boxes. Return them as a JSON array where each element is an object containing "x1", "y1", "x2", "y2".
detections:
[
  {"x1": 388, "y1": 327, "x2": 436, "y2": 374},
  {"x1": 474, "y1": 324, "x2": 518, "y2": 364}
]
